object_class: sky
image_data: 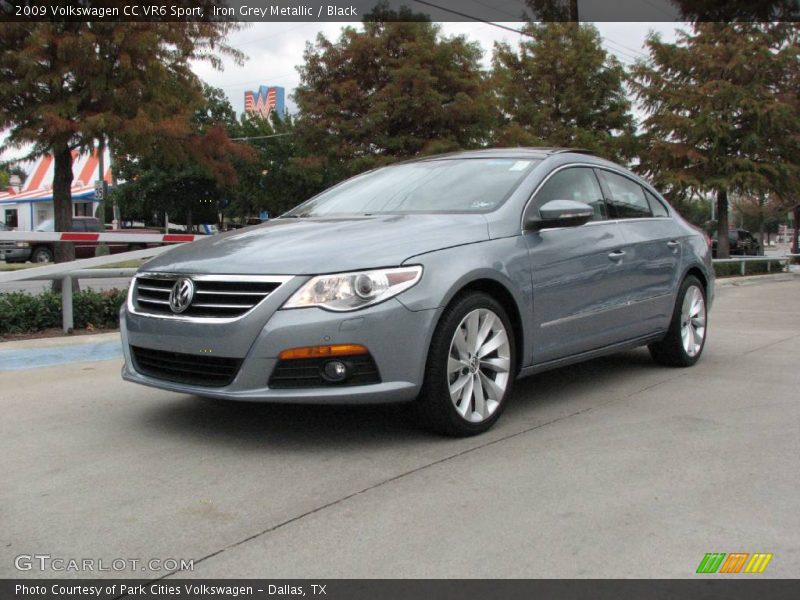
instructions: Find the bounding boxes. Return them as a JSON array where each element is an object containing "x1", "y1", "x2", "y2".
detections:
[
  {"x1": 2, "y1": 21, "x2": 683, "y2": 170},
  {"x1": 193, "y1": 21, "x2": 682, "y2": 117}
]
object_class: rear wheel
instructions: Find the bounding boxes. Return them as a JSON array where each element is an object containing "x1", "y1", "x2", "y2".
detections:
[
  {"x1": 649, "y1": 276, "x2": 707, "y2": 367},
  {"x1": 31, "y1": 246, "x2": 54, "y2": 264},
  {"x1": 415, "y1": 292, "x2": 515, "y2": 436}
]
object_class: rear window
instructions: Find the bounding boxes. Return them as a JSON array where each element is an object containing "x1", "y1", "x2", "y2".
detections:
[
  {"x1": 598, "y1": 170, "x2": 652, "y2": 219},
  {"x1": 645, "y1": 190, "x2": 669, "y2": 217}
]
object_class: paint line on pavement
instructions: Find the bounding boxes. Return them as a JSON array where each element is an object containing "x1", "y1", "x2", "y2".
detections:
[{"x1": 0, "y1": 341, "x2": 122, "y2": 371}]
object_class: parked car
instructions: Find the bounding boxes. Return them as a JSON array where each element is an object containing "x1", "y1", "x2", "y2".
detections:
[
  {"x1": 0, "y1": 217, "x2": 160, "y2": 263},
  {"x1": 121, "y1": 148, "x2": 714, "y2": 436},
  {"x1": 712, "y1": 228, "x2": 761, "y2": 257}
]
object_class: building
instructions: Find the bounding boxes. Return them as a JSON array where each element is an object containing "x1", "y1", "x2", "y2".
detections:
[
  {"x1": 243, "y1": 85, "x2": 285, "y2": 120},
  {"x1": 0, "y1": 148, "x2": 111, "y2": 231}
]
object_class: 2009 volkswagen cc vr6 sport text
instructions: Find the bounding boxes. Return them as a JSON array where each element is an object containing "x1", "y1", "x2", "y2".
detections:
[{"x1": 121, "y1": 148, "x2": 714, "y2": 436}]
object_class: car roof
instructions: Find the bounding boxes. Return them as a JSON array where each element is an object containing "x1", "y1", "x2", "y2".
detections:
[{"x1": 415, "y1": 147, "x2": 597, "y2": 161}]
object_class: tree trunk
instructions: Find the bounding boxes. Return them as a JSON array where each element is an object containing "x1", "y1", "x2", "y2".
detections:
[
  {"x1": 716, "y1": 188, "x2": 730, "y2": 259},
  {"x1": 52, "y1": 143, "x2": 75, "y2": 263}
]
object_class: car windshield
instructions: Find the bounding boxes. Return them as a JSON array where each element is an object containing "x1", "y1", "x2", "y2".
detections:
[
  {"x1": 283, "y1": 158, "x2": 540, "y2": 217},
  {"x1": 35, "y1": 219, "x2": 54, "y2": 232}
]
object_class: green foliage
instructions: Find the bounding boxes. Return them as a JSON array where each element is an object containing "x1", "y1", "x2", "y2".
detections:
[
  {"x1": 112, "y1": 84, "x2": 252, "y2": 227},
  {"x1": 0, "y1": 18, "x2": 242, "y2": 258},
  {"x1": 631, "y1": 23, "x2": 800, "y2": 257},
  {"x1": 0, "y1": 289, "x2": 127, "y2": 334},
  {"x1": 713, "y1": 259, "x2": 786, "y2": 278},
  {"x1": 671, "y1": 196, "x2": 714, "y2": 231},
  {"x1": 294, "y1": 13, "x2": 494, "y2": 185},
  {"x1": 491, "y1": 23, "x2": 637, "y2": 163}
]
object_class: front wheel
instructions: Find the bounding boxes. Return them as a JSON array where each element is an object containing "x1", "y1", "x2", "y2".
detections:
[
  {"x1": 649, "y1": 276, "x2": 707, "y2": 367},
  {"x1": 415, "y1": 292, "x2": 516, "y2": 436},
  {"x1": 31, "y1": 247, "x2": 54, "y2": 264}
]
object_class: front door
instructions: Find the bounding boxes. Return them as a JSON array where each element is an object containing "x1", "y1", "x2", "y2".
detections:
[{"x1": 524, "y1": 166, "x2": 631, "y2": 364}]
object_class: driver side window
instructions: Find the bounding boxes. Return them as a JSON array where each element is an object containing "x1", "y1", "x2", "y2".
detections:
[{"x1": 535, "y1": 167, "x2": 607, "y2": 221}]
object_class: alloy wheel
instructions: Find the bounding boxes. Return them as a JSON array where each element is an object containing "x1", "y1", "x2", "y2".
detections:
[
  {"x1": 680, "y1": 285, "x2": 706, "y2": 357},
  {"x1": 447, "y1": 308, "x2": 511, "y2": 423}
]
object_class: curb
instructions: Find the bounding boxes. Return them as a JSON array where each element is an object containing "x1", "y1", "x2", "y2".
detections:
[
  {"x1": 0, "y1": 330, "x2": 120, "y2": 351},
  {"x1": 715, "y1": 272, "x2": 799, "y2": 288}
]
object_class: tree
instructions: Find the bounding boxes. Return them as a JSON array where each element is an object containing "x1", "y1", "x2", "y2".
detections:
[
  {"x1": 0, "y1": 16, "x2": 241, "y2": 261},
  {"x1": 113, "y1": 84, "x2": 251, "y2": 229},
  {"x1": 491, "y1": 23, "x2": 637, "y2": 163},
  {"x1": 631, "y1": 23, "x2": 800, "y2": 258},
  {"x1": 294, "y1": 8, "x2": 494, "y2": 185}
]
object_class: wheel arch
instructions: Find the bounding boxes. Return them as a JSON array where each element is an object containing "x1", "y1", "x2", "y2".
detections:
[
  {"x1": 443, "y1": 278, "x2": 526, "y2": 376},
  {"x1": 683, "y1": 265, "x2": 709, "y2": 295}
]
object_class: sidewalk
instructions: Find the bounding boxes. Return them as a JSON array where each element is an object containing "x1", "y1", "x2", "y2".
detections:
[{"x1": 0, "y1": 331, "x2": 122, "y2": 371}]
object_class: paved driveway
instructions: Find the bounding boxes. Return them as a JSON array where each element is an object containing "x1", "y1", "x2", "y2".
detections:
[{"x1": 1, "y1": 275, "x2": 798, "y2": 578}]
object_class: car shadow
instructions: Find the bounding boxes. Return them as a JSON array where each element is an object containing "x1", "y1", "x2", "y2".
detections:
[{"x1": 137, "y1": 348, "x2": 661, "y2": 448}]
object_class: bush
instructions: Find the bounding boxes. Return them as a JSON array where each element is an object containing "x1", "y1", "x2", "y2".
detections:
[
  {"x1": 0, "y1": 288, "x2": 127, "y2": 334},
  {"x1": 714, "y1": 259, "x2": 786, "y2": 278}
]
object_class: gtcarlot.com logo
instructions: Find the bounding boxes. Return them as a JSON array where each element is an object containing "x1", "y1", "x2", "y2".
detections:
[
  {"x1": 696, "y1": 552, "x2": 773, "y2": 574},
  {"x1": 14, "y1": 554, "x2": 194, "y2": 573}
]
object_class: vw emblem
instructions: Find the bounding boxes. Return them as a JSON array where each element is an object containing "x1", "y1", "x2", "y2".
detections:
[{"x1": 169, "y1": 278, "x2": 195, "y2": 314}]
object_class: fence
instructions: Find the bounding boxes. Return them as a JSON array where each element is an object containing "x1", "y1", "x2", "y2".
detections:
[{"x1": 1, "y1": 235, "x2": 799, "y2": 334}]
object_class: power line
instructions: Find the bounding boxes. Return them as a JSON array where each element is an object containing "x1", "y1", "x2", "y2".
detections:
[
  {"x1": 230, "y1": 133, "x2": 293, "y2": 141},
  {"x1": 412, "y1": 0, "x2": 531, "y2": 36}
]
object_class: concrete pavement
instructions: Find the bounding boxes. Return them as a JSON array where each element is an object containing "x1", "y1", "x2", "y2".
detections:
[{"x1": 1, "y1": 275, "x2": 798, "y2": 579}]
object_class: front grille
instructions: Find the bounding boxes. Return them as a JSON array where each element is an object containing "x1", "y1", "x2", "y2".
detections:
[
  {"x1": 133, "y1": 273, "x2": 285, "y2": 319},
  {"x1": 131, "y1": 346, "x2": 242, "y2": 387},
  {"x1": 269, "y1": 355, "x2": 381, "y2": 389}
]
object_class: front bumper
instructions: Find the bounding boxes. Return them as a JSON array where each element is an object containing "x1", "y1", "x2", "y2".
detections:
[{"x1": 121, "y1": 293, "x2": 439, "y2": 404}]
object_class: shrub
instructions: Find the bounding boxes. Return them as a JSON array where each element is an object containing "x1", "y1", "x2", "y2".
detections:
[
  {"x1": 0, "y1": 288, "x2": 127, "y2": 334},
  {"x1": 714, "y1": 259, "x2": 786, "y2": 278}
]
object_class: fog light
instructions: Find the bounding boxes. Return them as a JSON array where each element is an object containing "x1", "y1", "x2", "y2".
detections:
[{"x1": 322, "y1": 360, "x2": 348, "y2": 382}]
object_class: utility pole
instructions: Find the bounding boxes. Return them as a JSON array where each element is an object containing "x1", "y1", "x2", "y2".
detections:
[{"x1": 96, "y1": 139, "x2": 111, "y2": 228}]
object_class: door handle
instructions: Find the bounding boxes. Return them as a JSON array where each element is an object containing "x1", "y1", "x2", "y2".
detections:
[{"x1": 608, "y1": 250, "x2": 626, "y2": 261}]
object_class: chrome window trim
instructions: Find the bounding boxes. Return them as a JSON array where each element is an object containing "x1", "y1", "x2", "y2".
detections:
[
  {"x1": 127, "y1": 272, "x2": 293, "y2": 323},
  {"x1": 520, "y1": 163, "x2": 672, "y2": 233}
]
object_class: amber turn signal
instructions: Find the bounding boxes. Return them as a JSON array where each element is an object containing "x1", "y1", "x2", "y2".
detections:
[{"x1": 278, "y1": 344, "x2": 369, "y2": 360}]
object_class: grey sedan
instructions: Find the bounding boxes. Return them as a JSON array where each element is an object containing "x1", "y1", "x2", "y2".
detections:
[{"x1": 121, "y1": 148, "x2": 713, "y2": 436}]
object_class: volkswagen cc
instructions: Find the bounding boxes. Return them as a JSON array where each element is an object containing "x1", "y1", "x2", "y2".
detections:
[{"x1": 121, "y1": 148, "x2": 713, "y2": 436}]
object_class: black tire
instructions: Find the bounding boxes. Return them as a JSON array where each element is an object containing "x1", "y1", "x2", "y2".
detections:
[
  {"x1": 415, "y1": 291, "x2": 516, "y2": 437},
  {"x1": 31, "y1": 246, "x2": 54, "y2": 264},
  {"x1": 649, "y1": 275, "x2": 707, "y2": 367}
]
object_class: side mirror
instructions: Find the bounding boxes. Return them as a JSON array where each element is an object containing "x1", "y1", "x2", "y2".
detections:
[{"x1": 524, "y1": 200, "x2": 594, "y2": 231}]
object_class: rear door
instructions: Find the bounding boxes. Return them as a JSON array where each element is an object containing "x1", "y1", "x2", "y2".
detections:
[
  {"x1": 596, "y1": 169, "x2": 683, "y2": 337},
  {"x1": 524, "y1": 166, "x2": 631, "y2": 364}
]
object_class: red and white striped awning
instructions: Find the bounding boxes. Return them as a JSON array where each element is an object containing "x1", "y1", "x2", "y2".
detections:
[{"x1": 0, "y1": 148, "x2": 112, "y2": 204}]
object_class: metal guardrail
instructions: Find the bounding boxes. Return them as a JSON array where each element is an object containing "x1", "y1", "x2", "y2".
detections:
[
  {"x1": 2, "y1": 249, "x2": 798, "y2": 335},
  {"x1": 712, "y1": 255, "x2": 792, "y2": 276},
  {"x1": 0, "y1": 245, "x2": 174, "y2": 333}
]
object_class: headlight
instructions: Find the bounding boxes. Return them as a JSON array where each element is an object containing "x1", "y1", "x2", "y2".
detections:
[
  {"x1": 15, "y1": 242, "x2": 30, "y2": 248},
  {"x1": 283, "y1": 266, "x2": 423, "y2": 312}
]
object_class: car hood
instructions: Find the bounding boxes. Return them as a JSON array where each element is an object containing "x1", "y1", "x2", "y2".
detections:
[{"x1": 141, "y1": 214, "x2": 490, "y2": 275}]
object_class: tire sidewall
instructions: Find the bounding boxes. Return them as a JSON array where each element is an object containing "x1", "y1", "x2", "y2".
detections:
[
  {"x1": 673, "y1": 276, "x2": 707, "y2": 366},
  {"x1": 421, "y1": 292, "x2": 516, "y2": 436},
  {"x1": 32, "y1": 247, "x2": 53, "y2": 263}
]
